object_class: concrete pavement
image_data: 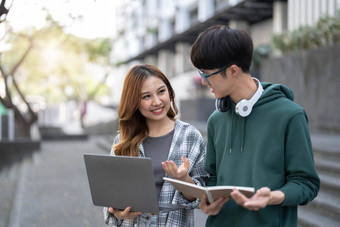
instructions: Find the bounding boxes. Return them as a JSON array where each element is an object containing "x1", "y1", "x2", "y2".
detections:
[
  {"x1": 2, "y1": 136, "x2": 207, "y2": 227},
  {"x1": 2, "y1": 131, "x2": 340, "y2": 227},
  {"x1": 5, "y1": 137, "x2": 106, "y2": 227}
]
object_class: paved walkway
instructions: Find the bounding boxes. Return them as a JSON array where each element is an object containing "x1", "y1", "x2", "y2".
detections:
[
  {"x1": 3, "y1": 136, "x2": 207, "y2": 227},
  {"x1": 6, "y1": 132, "x2": 338, "y2": 227},
  {"x1": 6, "y1": 137, "x2": 107, "y2": 227}
]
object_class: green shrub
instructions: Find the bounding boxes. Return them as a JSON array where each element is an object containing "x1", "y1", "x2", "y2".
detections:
[{"x1": 271, "y1": 11, "x2": 340, "y2": 53}]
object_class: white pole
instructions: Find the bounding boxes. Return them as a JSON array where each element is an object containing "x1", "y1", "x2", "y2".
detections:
[
  {"x1": 0, "y1": 112, "x2": 2, "y2": 141},
  {"x1": 8, "y1": 109, "x2": 15, "y2": 141}
]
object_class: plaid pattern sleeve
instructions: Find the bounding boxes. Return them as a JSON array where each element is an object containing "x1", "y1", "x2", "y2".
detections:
[{"x1": 157, "y1": 120, "x2": 209, "y2": 226}]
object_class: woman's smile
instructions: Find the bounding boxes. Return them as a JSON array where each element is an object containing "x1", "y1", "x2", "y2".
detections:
[{"x1": 151, "y1": 106, "x2": 164, "y2": 114}]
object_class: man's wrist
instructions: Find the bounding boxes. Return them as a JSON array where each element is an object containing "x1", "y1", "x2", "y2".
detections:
[{"x1": 269, "y1": 190, "x2": 285, "y2": 205}]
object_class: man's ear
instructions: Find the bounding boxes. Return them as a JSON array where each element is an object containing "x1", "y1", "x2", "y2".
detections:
[{"x1": 229, "y1": 64, "x2": 240, "y2": 77}]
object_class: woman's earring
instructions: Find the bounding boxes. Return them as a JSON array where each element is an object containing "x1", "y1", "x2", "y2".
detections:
[
  {"x1": 170, "y1": 100, "x2": 180, "y2": 118},
  {"x1": 170, "y1": 101, "x2": 175, "y2": 112}
]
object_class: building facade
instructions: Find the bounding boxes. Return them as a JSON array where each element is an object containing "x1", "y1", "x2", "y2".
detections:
[{"x1": 109, "y1": 0, "x2": 340, "y2": 107}]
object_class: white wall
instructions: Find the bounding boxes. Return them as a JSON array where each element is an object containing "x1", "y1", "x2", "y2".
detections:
[
  {"x1": 250, "y1": 19, "x2": 274, "y2": 48},
  {"x1": 288, "y1": 0, "x2": 340, "y2": 30}
]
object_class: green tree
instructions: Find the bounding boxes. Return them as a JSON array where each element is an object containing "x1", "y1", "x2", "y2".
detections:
[{"x1": 0, "y1": 11, "x2": 112, "y2": 137}]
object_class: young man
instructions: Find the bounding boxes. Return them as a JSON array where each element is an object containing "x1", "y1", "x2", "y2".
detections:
[{"x1": 190, "y1": 25, "x2": 320, "y2": 226}]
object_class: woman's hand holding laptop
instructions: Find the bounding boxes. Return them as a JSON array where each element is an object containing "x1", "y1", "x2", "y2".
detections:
[{"x1": 108, "y1": 206, "x2": 142, "y2": 220}]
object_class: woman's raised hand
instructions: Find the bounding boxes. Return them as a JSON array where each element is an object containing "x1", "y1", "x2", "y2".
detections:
[{"x1": 162, "y1": 156, "x2": 190, "y2": 180}]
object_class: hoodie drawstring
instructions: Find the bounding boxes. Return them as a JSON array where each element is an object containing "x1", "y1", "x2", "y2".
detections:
[
  {"x1": 229, "y1": 110, "x2": 234, "y2": 154},
  {"x1": 240, "y1": 117, "x2": 245, "y2": 152},
  {"x1": 227, "y1": 110, "x2": 246, "y2": 154}
]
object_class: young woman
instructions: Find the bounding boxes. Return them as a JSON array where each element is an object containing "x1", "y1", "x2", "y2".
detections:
[{"x1": 103, "y1": 64, "x2": 208, "y2": 227}]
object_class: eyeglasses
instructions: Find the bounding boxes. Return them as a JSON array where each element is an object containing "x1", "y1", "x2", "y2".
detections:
[{"x1": 197, "y1": 66, "x2": 227, "y2": 85}]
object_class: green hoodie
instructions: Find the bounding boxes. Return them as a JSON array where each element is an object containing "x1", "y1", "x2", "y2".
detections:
[{"x1": 205, "y1": 83, "x2": 320, "y2": 227}]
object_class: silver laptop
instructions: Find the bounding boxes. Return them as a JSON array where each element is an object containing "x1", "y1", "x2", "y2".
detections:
[{"x1": 83, "y1": 154, "x2": 186, "y2": 214}]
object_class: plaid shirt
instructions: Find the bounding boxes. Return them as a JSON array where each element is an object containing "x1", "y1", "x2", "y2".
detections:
[{"x1": 103, "y1": 120, "x2": 208, "y2": 227}]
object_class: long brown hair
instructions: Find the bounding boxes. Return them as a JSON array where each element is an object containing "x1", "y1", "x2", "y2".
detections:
[{"x1": 114, "y1": 64, "x2": 179, "y2": 156}]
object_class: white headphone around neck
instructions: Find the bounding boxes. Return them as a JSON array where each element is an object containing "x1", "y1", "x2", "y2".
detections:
[{"x1": 216, "y1": 77, "x2": 263, "y2": 117}]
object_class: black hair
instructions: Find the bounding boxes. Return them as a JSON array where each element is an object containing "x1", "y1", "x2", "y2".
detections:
[{"x1": 190, "y1": 25, "x2": 253, "y2": 73}]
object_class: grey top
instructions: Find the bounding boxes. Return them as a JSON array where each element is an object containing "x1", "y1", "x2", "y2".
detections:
[{"x1": 143, "y1": 129, "x2": 175, "y2": 200}]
